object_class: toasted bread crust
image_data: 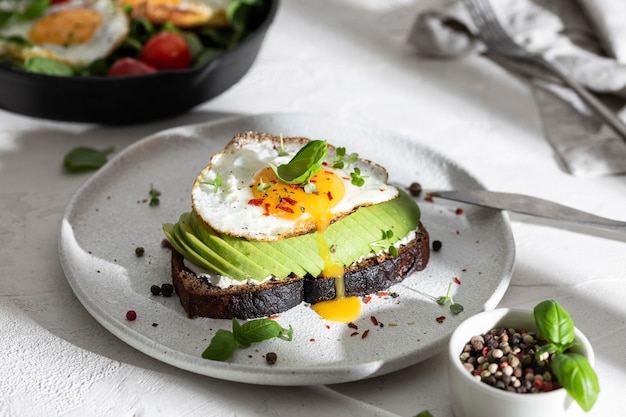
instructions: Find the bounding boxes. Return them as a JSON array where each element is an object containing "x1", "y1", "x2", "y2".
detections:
[{"x1": 171, "y1": 223, "x2": 429, "y2": 319}]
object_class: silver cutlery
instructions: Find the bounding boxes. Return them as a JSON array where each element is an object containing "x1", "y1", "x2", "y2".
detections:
[
  {"x1": 461, "y1": 0, "x2": 626, "y2": 143},
  {"x1": 430, "y1": 190, "x2": 626, "y2": 232}
]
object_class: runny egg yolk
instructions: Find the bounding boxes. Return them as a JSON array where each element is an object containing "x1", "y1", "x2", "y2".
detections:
[
  {"x1": 251, "y1": 166, "x2": 362, "y2": 323},
  {"x1": 29, "y1": 9, "x2": 102, "y2": 46}
]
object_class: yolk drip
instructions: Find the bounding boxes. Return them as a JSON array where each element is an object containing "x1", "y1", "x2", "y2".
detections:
[
  {"x1": 30, "y1": 9, "x2": 102, "y2": 46},
  {"x1": 251, "y1": 166, "x2": 362, "y2": 323}
]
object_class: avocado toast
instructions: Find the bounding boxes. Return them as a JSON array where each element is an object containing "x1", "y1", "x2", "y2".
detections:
[{"x1": 163, "y1": 131, "x2": 430, "y2": 319}]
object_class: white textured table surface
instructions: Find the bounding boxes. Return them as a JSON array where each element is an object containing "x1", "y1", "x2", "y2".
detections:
[{"x1": 1, "y1": 1, "x2": 625, "y2": 416}]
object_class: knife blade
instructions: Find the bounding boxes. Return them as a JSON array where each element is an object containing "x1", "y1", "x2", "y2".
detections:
[{"x1": 430, "y1": 190, "x2": 626, "y2": 232}]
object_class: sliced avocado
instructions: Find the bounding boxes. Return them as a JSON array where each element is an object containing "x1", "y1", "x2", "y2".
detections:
[
  {"x1": 164, "y1": 223, "x2": 230, "y2": 276},
  {"x1": 188, "y1": 211, "x2": 273, "y2": 281},
  {"x1": 166, "y1": 189, "x2": 422, "y2": 280},
  {"x1": 176, "y1": 215, "x2": 250, "y2": 281}
]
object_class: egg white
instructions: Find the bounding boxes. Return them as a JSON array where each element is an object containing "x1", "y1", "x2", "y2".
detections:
[
  {"x1": 191, "y1": 133, "x2": 399, "y2": 241},
  {"x1": 0, "y1": 0, "x2": 129, "y2": 67}
]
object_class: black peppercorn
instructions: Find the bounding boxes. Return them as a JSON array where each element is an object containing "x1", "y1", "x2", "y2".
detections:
[
  {"x1": 266, "y1": 352, "x2": 277, "y2": 365},
  {"x1": 432, "y1": 240, "x2": 442, "y2": 251},
  {"x1": 408, "y1": 182, "x2": 422, "y2": 197},
  {"x1": 135, "y1": 247, "x2": 145, "y2": 257},
  {"x1": 150, "y1": 285, "x2": 161, "y2": 296},
  {"x1": 161, "y1": 283, "x2": 174, "y2": 297}
]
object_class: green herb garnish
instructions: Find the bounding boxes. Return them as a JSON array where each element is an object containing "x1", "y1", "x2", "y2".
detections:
[
  {"x1": 25, "y1": 56, "x2": 74, "y2": 76},
  {"x1": 63, "y1": 146, "x2": 114, "y2": 172},
  {"x1": 202, "y1": 318, "x2": 293, "y2": 361},
  {"x1": 414, "y1": 412, "x2": 434, "y2": 417},
  {"x1": 277, "y1": 133, "x2": 289, "y2": 157},
  {"x1": 350, "y1": 166, "x2": 367, "y2": 187},
  {"x1": 436, "y1": 282, "x2": 464, "y2": 314},
  {"x1": 369, "y1": 229, "x2": 398, "y2": 257},
  {"x1": 269, "y1": 140, "x2": 327, "y2": 190},
  {"x1": 201, "y1": 173, "x2": 222, "y2": 193},
  {"x1": 149, "y1": 184, "x2": 161, "y2": 206},
  {"x1": 533, "y1": 300, "x2": 599, "y2": 411},
  {"x1": 257, "y1": 176, "x2": 271, "y2": 192},
  {"x1": 332, "y1": 146, "x2": 358, "y2": 169}
]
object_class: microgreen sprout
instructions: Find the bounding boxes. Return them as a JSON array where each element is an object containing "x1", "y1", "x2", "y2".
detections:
[
  {"x1": 436, "y1": 282, "x2": 464, "y2": 314},
  {"x1": 277, "y1": 133, "x2": 289, "y2": 156},
  {"x1": 257, "y1": 177, "x2": 271, "y2": 192},
  {"x1": 201, "y1": 173, "x2": 222, "y2": 194},
  {"x1": 332, "y1": 146, "x2": 359, "y2": 169},
  {"x1": 350, "y1": 166, "x2": 367, "y2": 187},
  {"x1": 149, "y1": 184, "x2": 161, "y2": 206},
  {"x1": 370, "y1": 229, "x2": 398, "y2": 257},
  {"x1": 303, "y1": 182, "x2": 317, "y2": 194}
]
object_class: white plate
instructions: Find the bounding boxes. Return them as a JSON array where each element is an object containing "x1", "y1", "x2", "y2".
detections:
[{"x1": 59, "y1": 113, "x2": 514, "y2": 385}]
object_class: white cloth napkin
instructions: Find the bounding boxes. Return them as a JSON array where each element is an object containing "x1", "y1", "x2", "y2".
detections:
[{"x1": 408, "y1": 0, "x2": 626, "y2": 176}]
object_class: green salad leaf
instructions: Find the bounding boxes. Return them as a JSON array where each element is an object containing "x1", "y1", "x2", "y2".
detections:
[{"x1": 25, "y1": 56, "x2": 74, "y2": 76}]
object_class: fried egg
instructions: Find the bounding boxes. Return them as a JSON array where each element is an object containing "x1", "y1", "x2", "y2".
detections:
[
  {"x1": 0, "y1": 0, "x2": 129, "y2": 66},
  {"x1": 192, "y1": 132, "x2": 399, "y2": 242},
  {"x1": 118, "y1": 0, "x2": 229, "y2": 27}
]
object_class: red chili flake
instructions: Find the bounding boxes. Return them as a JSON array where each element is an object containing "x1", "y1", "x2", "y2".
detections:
[
  {"x1": 309, "y1": 338, "x2": 316, "y2": 342},
  {"x1": 322, "y1": 161, "x2": 328, "y2": 166},
  {"x1": 268, "y1": 314, "x2": 280, "y2": 320},
  {"x1": 348, "y1": 322, "x2": 358, "y2": 329},
  {"x1": 454, "y1": 277, "x2": 462, "y2": 285},
  {"x1": 361, "y1": 329, "x2": 370, "y2": 339},
  {"x1": 436, "y1": 315, "x2": 446, "y2": 323},
  {"x1": 325, "y1": 325, "x2": 331, "y2": 330},
  {"x1": 283, "y1": 196, "x2": 297, "y2": 205},
  {"x1": 377, "y1": 291, "x2": 388, "y2": 297},
  {"x1": 342, "y1": 177, "x2": 350, "y2": 181},
  {"x1": 424, "y1": 194, "x2": 434, "y2": 202},
  {"x1": 126, "y1": 310, "x2": 137, "y2": 321},
  {"x1": 277, "y1": 205, "x2": 294, "y2": 213},
  {"x1": 455, "y1": 208, "x2": 464, "y2": 215},
  {"x1": 248, "y1": 198, "x2": 264, "y2": 206},
  {"x1": 324, "y1": 170, "x2": 334, "y2": 175},
  {"x1": 363, "y1": 295, "x2": 372, "y2": 304},
  {"x1": 370, "y1": 315, "x2": 379, "y2": 326},
  {"x1": 327, "y1": 191, "x2": 333, "y2": 201},
  {"x1": 350, "y1": 332, "x2": 359, "y2": 337},
  {"x1": 289, "y1": 184, "x2": 300, "y2": 189},
  {"x1": 263, "y1": 203, "x2": 270, "y2": 216}
]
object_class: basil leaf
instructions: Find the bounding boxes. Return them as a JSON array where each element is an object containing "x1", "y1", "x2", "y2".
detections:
[
  {"x1": 25, "y1": 56, "x2": 74, "y2": 76},
  {"x1": 201, "y1": 329, "x2": 239, "y2": 361},
  {"x1": 238, "y1": 318, "x2": 283, "y2": 344},
  {"x1": 551, "y1": 353, "x2": 600, "y2": 412},
  {"x1": 534, "y1": 299, "x2": 575, "y2": 346},
  {"x1": 450, "y1": 303, "x2": 464, "y2": 315},
  {"x1": 63, "y1": 146, "x2": 114, "y2": 172},
  {"x1": 270, "y1": 140, "x2": 328, "y2": 185}
]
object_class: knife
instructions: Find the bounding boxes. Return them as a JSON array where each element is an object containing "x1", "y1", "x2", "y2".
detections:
[{"x1": 430, "y1": 190, "x2": 626, "y2": 232}]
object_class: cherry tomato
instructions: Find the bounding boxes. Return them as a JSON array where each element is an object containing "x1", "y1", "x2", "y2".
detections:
[
  {"x1": 139, "y1": 32, "x2": 191, "y2": 71},
  {"x1": 108, "y1": 58, "x2": 158, "y2": 76}
]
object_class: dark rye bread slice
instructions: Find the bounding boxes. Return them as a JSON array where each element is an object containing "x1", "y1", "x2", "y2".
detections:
[
  {"x1": 304, "y1": 222, "x2": 429, "y2": 303},
  {"x1": 170, "y1": 223, "x2": 429, "y2": 319}
]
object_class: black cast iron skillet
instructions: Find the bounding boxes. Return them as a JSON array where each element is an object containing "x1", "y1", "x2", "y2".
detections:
[{"x1": 0, "y1": 0, "x2": 279, "y2": 124}]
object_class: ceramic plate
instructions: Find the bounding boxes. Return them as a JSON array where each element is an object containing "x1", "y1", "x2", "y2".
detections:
[{"x1": 59, "y1": 113, "x2": 514, "y2": 385}]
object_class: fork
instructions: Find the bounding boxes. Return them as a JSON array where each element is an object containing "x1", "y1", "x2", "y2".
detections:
[{"x1": 460, "y1": 0, "x2": 626, "y2": 143}]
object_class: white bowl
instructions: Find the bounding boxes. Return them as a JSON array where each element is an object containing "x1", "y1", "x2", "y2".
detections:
[{"x1": 448, "y1": 308, "x2": 594, "y2": 417}]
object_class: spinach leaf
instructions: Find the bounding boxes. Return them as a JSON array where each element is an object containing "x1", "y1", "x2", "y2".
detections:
[{"x1": 270, "y1": 140, "x2": 327, "y2": 185}]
